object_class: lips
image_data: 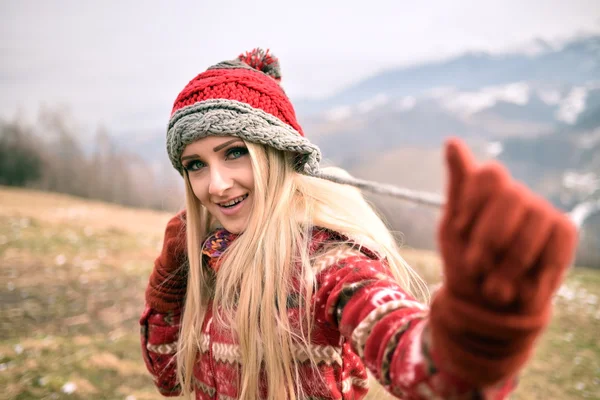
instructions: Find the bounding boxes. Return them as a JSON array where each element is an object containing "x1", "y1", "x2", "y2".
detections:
[
  {"x1": 218, "y1": 194, "x2": 248, "y2": 208},
  {"x1": 215, "y1": 193, "x2": 249, "y2": 218}
]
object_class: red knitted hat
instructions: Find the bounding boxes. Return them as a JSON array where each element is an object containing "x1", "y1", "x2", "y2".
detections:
[{"x1": 166, "y1": 49, "x2": 321, "y2": 175}]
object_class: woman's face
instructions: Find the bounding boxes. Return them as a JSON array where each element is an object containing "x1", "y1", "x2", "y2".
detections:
[{"x1": 181, "y1": 136, "x2": 255, "y2": 234}]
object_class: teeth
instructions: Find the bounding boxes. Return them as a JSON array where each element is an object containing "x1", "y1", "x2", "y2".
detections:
[{"x1": 220, "y1": 195, "x2": 246, "y2": 207}]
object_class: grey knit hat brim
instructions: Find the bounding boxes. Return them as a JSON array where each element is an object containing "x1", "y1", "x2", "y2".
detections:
[{"x1": 167, "y1": 99, "x2": 321, "y2": 176}]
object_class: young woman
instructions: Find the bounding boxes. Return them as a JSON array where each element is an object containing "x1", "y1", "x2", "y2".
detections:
[{"x1": 140, "y1": 49, "x2": 578, "y2": 400}]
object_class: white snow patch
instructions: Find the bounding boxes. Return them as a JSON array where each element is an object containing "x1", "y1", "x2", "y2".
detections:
[
  {"x1": 357, "y1": 93, "x2": 390, "y2": 114},
  {"x1": 568, "y1": 199, "x2": 600, "y2": 229},
  {"x1": 563, "y1": 171, "x2": 599, "y2": 194},
  {"x1": 556, "y1": 87, "x2": 587, "y2": 124},
  {"x1": 62, "y1": 382, "x2": 77, "y2": 394},
  {"x1": 486, "y1": 141, "x2": 504, "y2": 157},
  {"x1": 438, "y1": 82, "x2": 530, "y2": 116}
]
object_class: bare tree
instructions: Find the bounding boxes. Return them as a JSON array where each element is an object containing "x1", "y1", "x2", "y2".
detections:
[
  {"x1": 0, "y1": 117, "x2": 44, "y2": 187},
  {"x1": 1, "y1": 107, "x2": 183, "y2": 211},
  {"x1": 34, "y1": 107, "x2": 89, "y2": 197}
]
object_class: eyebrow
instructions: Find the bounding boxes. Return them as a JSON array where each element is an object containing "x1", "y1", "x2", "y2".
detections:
[
  {"x1": 213, "y1": 138, "x2": 242, "y2": 152},
  {"x1": 180, "y1": 139, "x2": 243, "y2": 162}
]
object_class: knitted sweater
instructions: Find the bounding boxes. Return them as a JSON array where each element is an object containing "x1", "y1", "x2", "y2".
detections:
[{"x1": 140, "y1": 216, "x2": 515, "y2": 399}]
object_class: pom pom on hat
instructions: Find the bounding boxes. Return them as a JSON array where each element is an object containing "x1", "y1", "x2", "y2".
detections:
[{"x1": 238, "y1": 48, "x2": 282, "y2": 82}]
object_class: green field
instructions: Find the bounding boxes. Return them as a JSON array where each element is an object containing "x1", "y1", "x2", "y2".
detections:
[{"x1": 1, "y1": 187, "x2": 598, "y2": 399}]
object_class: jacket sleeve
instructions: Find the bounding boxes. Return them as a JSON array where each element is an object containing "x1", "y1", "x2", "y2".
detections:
[
  {"x1": 140, "y1": 306, "x2": 182, "y2": 396},
  {"x1": 313, "y1": 249, "x2": 516, "y2": 399},
  {"x1": 140, "y1": 210, "x2": 188, "y2": 396}
]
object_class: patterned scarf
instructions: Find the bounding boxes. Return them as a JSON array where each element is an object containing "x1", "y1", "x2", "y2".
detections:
[{"x1": 201, "y1": 228, "x2": 238, "y2": 270}]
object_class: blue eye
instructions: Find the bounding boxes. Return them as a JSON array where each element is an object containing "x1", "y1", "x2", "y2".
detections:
[
  {"x1": 183, "y1": 160, "x2": 206, "y2": 172},
  {"x1": 226, "y1": 146, "x2": 249, "y2": 160}
]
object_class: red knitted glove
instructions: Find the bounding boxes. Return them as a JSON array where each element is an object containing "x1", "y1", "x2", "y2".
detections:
[
  {"x1": 430, "y1": 138, "x2": 578, "y2": 386},
  {"x1": 145, "y1": 210, "x2": 188, "y2": 312}
]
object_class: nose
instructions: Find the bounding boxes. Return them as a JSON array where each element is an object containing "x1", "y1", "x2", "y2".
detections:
[{"x1": 208, "y1": 165, "x2": 233, "y2": 197}]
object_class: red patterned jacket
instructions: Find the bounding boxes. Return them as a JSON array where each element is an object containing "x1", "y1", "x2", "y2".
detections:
[{"x1": 140, "y1": 214, "x2": 515, "y2": 399}]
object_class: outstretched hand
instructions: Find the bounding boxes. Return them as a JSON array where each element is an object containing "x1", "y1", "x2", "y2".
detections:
[
  {"x1": 430, "y1": 137, "x2": 578, "y2": 385},
  {"x1": 440, "y1": 137, "x2": 577, "y2": 311}
]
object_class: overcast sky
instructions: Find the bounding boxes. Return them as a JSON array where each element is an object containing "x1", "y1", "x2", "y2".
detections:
[{"x1": 1, "y1": 0, "x2": 599, "y2": 134}]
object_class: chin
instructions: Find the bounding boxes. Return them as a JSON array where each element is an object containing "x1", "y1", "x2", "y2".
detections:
[{"x1": 221, "y1": 221, "x2": 248, "y2": 234}]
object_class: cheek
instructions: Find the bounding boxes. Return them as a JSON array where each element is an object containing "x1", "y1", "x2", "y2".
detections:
[
  {"x1": 245, "y1": 172, "x2": 255, "y2": 190},
  {"x1": 243, "y1": 164, "x2": 255, "y2": 189},
  {"x1": 189, "y1": 177, "x2": 209, "y2": 205}
]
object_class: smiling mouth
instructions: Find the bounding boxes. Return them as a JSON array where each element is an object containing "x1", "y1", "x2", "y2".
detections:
[{"x1": 218, "y1": 194, "x2": 248, "y2": 208}]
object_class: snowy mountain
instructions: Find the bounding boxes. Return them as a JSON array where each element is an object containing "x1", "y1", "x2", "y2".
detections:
[
  {"x1": 293, "y1": 36, "x2": 599, "y2": 206},
  {"x1": 295, "y1": 35, "x2": 600, "y2": 115}
]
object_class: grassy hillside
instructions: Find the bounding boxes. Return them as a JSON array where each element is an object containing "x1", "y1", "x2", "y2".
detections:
[{"x1": 0, "y1": 187, "x2": 598, "y2": 399}]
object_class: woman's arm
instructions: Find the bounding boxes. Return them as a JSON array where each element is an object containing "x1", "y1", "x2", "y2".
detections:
[
  {"x1": 140, "y1": 210, "x2": 188, "y2": 396},
  {"x1": 140, "y1": 307, "x2": 183, "y2": 396},
  {"x1": 314, "y1": 138, "x2": 576, "y2": 399},
  {"x1": 313, "y1": 251, "x2": 515, "y2": 399}
]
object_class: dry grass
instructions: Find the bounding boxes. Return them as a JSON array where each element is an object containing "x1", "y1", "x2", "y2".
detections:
[{"x1": 1, "y1": 186, "x2": 598, "y2": 399}]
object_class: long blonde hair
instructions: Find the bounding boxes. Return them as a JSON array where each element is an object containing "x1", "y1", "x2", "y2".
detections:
[{"x1": 176, "y1": 140, "x2": 428, "y2": 399}]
